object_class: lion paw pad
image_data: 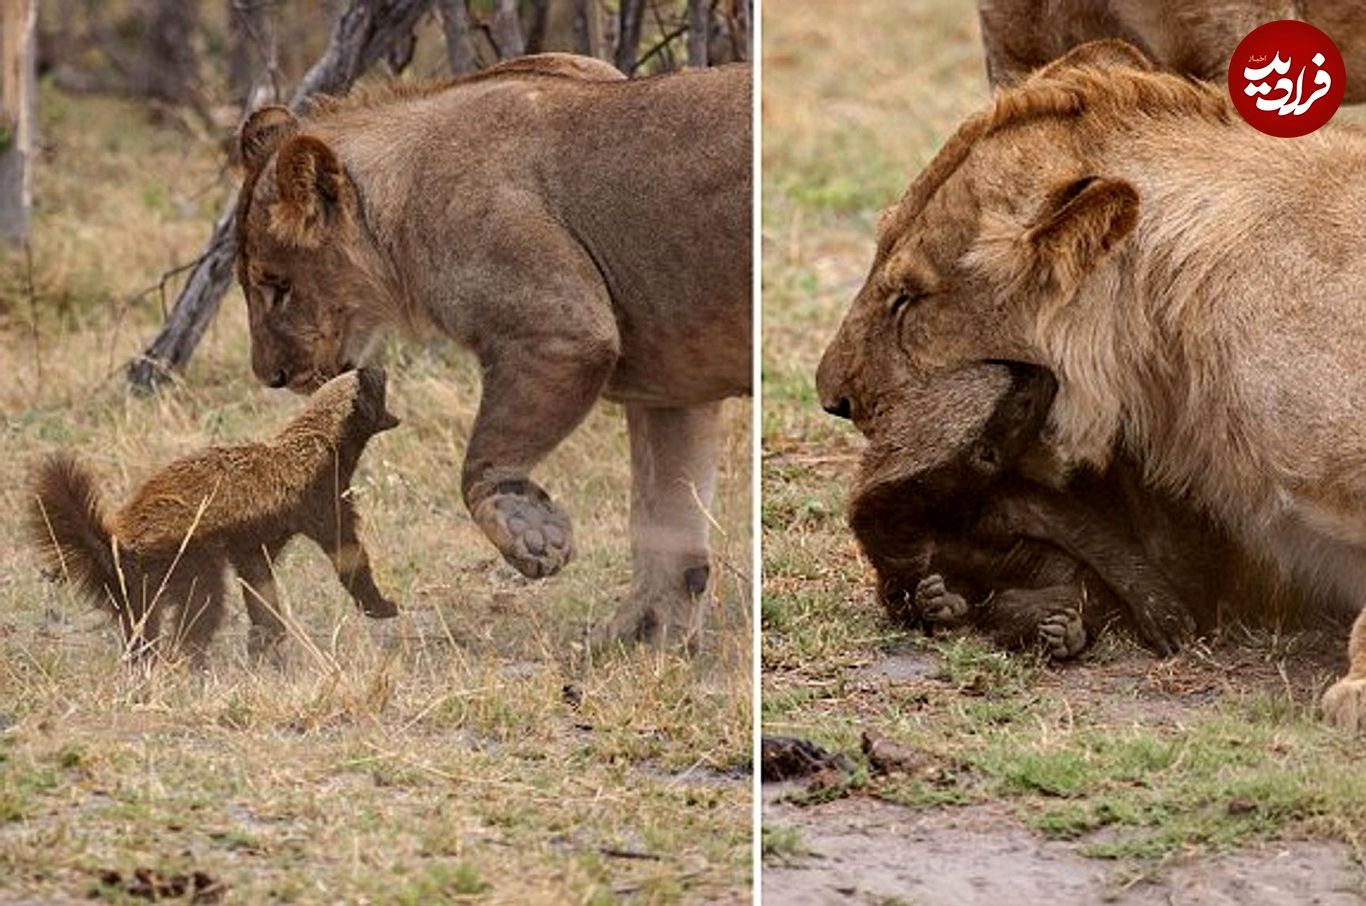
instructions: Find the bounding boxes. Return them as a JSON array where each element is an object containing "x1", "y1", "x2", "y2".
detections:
[{"x1": 475, "y1": 486, "x2": 573, "y2": 579}]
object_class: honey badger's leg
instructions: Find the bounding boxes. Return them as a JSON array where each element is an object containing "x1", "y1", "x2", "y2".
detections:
[
  {"x1": 599, "y1": 402, "x2": 721, "y2": 648},
  {"x1": 305, "y1": 498, "x2": 398, "y2": 618},
  {"x1": 913, "y1": 538, "x2": 1093, "y2": 660},
  {"x1": 975, "y1": 483, "x2": 1194, "y2": 656},
  {"x1": 230, "y1": 541, "x2": 288, "y2": 660},
  {"x1": 165, "y1": 566, "x2": 227, "y2": 665},
  {"x1": 460, "y1": 307, "x2": 618, "y2": 581},
  {"x1": 980, "y1": 587, "x2": 1090, "y2": 659}
]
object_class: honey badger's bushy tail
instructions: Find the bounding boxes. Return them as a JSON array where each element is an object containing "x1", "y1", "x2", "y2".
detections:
[{"x1": 27, "y1": 453, "x2": 121, "y2": 607}]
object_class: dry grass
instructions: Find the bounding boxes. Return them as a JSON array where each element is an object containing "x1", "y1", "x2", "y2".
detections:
[
  {"x1": 761, "y1": 0, "x2": 1366, "y2": 882},
  {"x1": 0, "y1": 84, "x2": 752, "y2": 903}
]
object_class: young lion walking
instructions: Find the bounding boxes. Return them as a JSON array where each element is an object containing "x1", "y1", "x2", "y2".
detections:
[{"x1": 28, "y1": 368, "x2": 400, "y2": 662}]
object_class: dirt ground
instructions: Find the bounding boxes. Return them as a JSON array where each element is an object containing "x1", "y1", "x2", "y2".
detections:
[
  {"x1": 762, "y1": 643, "x2": 1365, "y2": 904},
  {"x1": 765, "y1": 798, "x2": 1360, "y2": 906}
]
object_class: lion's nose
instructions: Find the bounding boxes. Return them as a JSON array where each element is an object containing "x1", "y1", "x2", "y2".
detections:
[
  {"x1": 823, "y1": 397, "x2": 852, "y2": 420},
  {"x1": 266, "y1": 369, "x2": 289, "y2": 389}
]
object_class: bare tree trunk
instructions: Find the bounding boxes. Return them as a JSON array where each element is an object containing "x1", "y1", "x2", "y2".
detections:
[
  {"x1": 734, "y1": 0, "x2": 751, "y2": 62},
  {"x1": 489, "y1": 0, "x2": 525, "y2": 59},
  {"x1": 436, "y1": 0, "x2": 477, "y2": 74},
  {"x1": 524, "y1": 0, "x2": 549, "y2": 54},
  {"x1": 614, "y1": 0, "x2": 645, "y2": 73},
  {"x1": 142, "y1": 0, "x2": 200, "y2": 107},
  {"x1": 229, "y1": 0, "x2": 263, "y2": 104},
  {"x1": 572, "y1": 0, "x2": 605, "y2": 60},
  {"x1": 0, "y1": 0, "x2": 35, "y2": 246},
  {"x1": 571, "y1": 0, "x2": 590, "y2": 56},
  {"x1": 386, "y1": 31, "x2": 418, "y2": 73},
  {"x1": 128, "y1": 0, "x2": 437, "y2": 391},
  {"x1": 687, "y1": 0, "x2": 708, "y2": 67},
  {"x1": 230, "y1": 0, "x2": 280, "y2": 114}
]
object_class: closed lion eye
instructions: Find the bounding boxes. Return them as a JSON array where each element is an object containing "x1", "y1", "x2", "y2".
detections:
[
  {"x1": 890, "y1": 290, "x2": 925, "y2": 315},
  {"x1": 260, "y1": 276, "x2": 292, "y2": 310}
]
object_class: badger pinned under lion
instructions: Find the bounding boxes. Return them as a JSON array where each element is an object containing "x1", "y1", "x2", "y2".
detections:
[
  {"x1": 28, "y1": 368, "x2": 400, "y2": 663},
  {"x1": 817, "y1": 40, "x2": 1366, "y2": 730}
]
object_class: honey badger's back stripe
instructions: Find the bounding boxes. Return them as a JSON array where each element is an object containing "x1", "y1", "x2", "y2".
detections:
[{"x1": 109, "y1": 372, "x2": 360, "y2": 553}]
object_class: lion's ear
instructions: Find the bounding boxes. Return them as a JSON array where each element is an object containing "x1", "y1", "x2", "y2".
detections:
[
  {"x1": 270, "y1": 134, "x2": 346, "y2": 247},
  {"x1": 240, "y1": 106, "x2": 299, "y2": 173},
  {"x1": 1026, "y1": 176, "x2": 1138, "y2": 283},
  {"x1": 873, "y1": 204, "x2": 897, "y2": 237},
  {"x1": 1032, "y1": 39, "x2": 1156, "y2": 81}
]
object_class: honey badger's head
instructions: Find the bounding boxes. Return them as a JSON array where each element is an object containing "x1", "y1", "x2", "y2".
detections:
[
  {"x1": 351, "y1": 366, "x2": 401, "y2": 437},
  {"x1": 845, "y1": 363, "x2": 1057, "y2": 620},
  {"x1": 309, "y1": 367, "x2": 401, "y2": 448}
]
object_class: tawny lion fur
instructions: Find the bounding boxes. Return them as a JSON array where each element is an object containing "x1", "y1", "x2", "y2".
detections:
[
  {"x1": 978, "y1": 0, "x2": 1366, "y2": 102},
  {"x1": 27, "y1": 368, "x2": 400, "y2": 662},
  {"x1": 817, "y1": 42, "x2": 1366, "y2": 730},
  {"x1": 231, "y1": 52, "x2": 751, "y2": 649}
]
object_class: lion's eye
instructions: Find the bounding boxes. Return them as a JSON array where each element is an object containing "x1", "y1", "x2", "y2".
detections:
[
  {"x1": 890, "y1": 291, "x2": 924, "y2": 315},
  {"x1": 261, "y1": 278, "x2": 291, "y2": 310}
]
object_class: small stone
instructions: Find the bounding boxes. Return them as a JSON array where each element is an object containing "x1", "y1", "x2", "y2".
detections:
[{"x1": 861, "y1": 728, "x2": 927, "y2": 776}]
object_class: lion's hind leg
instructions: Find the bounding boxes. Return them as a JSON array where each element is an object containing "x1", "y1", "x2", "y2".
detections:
[{"x1": 597, "y1": 402, "x2": 722, "y2": 650}]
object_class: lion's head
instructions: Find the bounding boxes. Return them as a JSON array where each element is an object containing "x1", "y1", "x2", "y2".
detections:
[
  {"x1": 816, "y1": 42, "x2": 1180, "y2": 451},
  {"x1": 234, "y1": 106, "x2": 398, "y2": 393}
]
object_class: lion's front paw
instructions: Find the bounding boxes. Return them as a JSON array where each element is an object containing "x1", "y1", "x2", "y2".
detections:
[
  {"x1": 1321, "y1": 674, "x2": 1366, "y2": 732},
  {"x1": 472, "y1": 482, "x2": 573, "y2": 579},
  {"x1": 593, "y1": 591, "x2": 704, "y2": 654},
  {"x1": 1037, "y1": 607, "x2": 1087, "y2": 660},
  {"x1": 915, "y1": 574, "x2": 970, "y2": 627}
]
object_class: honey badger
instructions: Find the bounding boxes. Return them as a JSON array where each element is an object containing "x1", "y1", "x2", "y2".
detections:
[
  {"x1": 28, "y1": 368, "x2": 400, "y2": 662},
  {"x1": 849, "y1": 364, "x2": 1204, "y2": 658}
]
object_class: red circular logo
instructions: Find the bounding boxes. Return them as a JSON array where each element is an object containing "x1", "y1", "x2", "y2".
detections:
[{"x1": 1228, "y1": 20, "x2": 1344, "y2": 137}]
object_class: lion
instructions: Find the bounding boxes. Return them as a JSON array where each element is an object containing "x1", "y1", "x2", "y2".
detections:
[
  {"x1": 231, "y1": 54, "x2": 751, "y2": 648},
  {"x1": 816, "y1": 41, "x2": 1366, "y2": 729},
  {"x1": 28, "y1": 368, "x2": 400, "y2": 662},
  {"x1": 978, "y1": 0, "x2": 1366, "y2": 101}
]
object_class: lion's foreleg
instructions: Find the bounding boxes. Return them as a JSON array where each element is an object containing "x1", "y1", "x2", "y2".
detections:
[
  {"x1": 599, "y1": 402, "x2": 722, "y2": 650},
  {"x1": 461, "y1": 332, "x2": 616, "y2": 580},
  {"x1": 1322, "y1": 606, "x2": 1366, "y2": 732}
]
